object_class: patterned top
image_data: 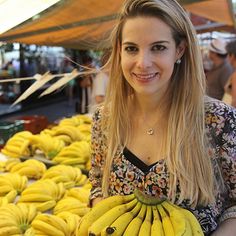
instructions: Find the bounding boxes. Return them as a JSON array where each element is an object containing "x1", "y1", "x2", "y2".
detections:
[{"x1": 89, "y1": 97, "x2": 236, "y2": 235}]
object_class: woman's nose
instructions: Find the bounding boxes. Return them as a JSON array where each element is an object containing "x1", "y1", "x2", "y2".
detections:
[{"x1": 136, "y1": 51, "x2": 152, "y2": 69}]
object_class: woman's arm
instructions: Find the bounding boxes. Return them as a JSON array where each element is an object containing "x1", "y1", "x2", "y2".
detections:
[{"x1": 211, "y1": 218, "x2": 236, "y2": 235}]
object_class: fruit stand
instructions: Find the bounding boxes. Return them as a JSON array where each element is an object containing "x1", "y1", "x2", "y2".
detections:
[{"x1": 0, "y1": 114, "x2": 92, "y2": 236}]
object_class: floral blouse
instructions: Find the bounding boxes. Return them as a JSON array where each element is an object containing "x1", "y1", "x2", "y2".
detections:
[{"x1": 89, "y1": 97, "x2": 236, "y2": 235}]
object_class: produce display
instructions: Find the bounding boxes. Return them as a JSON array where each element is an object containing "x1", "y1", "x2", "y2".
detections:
[
  {"x1": 77, "y1": 190, "x2": 204, "y2": 236},
  {"x1": 0, "y1": 114, "x2": 204, "y2": 235},
  {"x1": 0, "y1": 115, "x2": 92, "y2": 235}
]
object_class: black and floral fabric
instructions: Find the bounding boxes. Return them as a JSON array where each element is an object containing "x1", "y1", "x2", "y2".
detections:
[{"x1": 89, "y1": 96, "x2": 236, "y2": 235}]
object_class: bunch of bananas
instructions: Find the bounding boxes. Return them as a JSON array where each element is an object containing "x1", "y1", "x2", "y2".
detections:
[
  {"x1": 3, "y1": 158, "x2": 21, "y2": 172},
  {"x1": 10, "y1": 159, "x2": 46, "y2": 179},
  {"x1": 53, "y1": 125, "x2": 84, "y2": 143},
  {"x1": 31, "y1": 212, "x2": 79, "y2": 236},
  {"x1": 1, "y1": 131, "x2": 32, "y2": 158},
  {"x1": 41, "y1": 164, "x2": 84, "y2": 189},
  {"x1": 19, "y1": 179, "x2": 65, "y2": 212},
  {"x1": 0, "y1": 203, "x2": 38, "y2": 235},
  {"x1": 53, "y1": 196, "x2": 90, "y2": 216},
  {"x1": 77, "y1": 190, "x2": 204, "y2": 236},
  {"x1": 0, "y1": 173, "x2": 27, "y2": 202},
  {"x1": 0, "y1": 173, "x2": 28, "y2": 194},
  {"x1": 65, "y1": 187, "x2": 90, "y2": 204},
  {"x1": 52, "y1": 141, "x2": 91, "y2": 169},
  {"x1": 56, "y1": 211, "x2": 81, "y2": 236},
  {"x1": 58, "y1": 114, "x2": 92, "y2": 127},
  {"x1": 29, "y1": 133, "x2": 65, "y2": 159}
]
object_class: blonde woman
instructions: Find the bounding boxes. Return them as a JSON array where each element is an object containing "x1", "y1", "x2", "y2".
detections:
[{"x1": 89, "y1": 0, "x2": 236, "y2": 235}]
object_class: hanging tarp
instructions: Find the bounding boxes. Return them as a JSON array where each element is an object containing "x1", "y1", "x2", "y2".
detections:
[{"x1": 0, "y1": 0, "x2": 234, "y2": 49}]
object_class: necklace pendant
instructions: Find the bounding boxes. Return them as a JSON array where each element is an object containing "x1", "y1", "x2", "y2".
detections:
[{"x1": 147, "y1": 128, "x2": 154, "y2": 135}]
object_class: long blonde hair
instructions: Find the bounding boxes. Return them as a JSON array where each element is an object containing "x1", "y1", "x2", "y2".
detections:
[{"x1": 101, "y1": 0, "x2": 215, "y2": 207}]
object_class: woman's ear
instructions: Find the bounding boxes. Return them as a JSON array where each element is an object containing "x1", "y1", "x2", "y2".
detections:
[{"x1": 176, "y1": 40, "x2": 186, "y2": 60}]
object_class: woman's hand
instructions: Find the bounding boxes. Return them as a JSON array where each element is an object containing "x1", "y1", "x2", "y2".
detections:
[{"x1": 211, "y1": 218, "x2": 236, "y2": 235}]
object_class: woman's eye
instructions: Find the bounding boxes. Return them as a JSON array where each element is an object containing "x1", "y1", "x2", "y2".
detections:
[
  {"x1": 152, "y1": 45, "x2": 166, "y2": 51},
  {"x1": 124, "y1": 46, "x2": 138, "y2": 53}
]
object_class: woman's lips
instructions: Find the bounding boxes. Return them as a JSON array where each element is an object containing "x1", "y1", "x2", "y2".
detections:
[{"x1": 133, "y1": 72, "x2": 159, "y2": 82}]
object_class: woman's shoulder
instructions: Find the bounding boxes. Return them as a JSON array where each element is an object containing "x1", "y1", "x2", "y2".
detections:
[{"x1": 204, "y1": 96, "x2": 236, "y2": 129}]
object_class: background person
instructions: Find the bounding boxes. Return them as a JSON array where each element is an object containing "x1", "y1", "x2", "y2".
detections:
[
  {"x1": 206, "y1": 38, "x2": 233, "y2": 100},
  {"x1": 224, "y1": 40, "x2": 236, "y2": 108},
  {"x1": 88, "y1": 0, "x2": 236, "y2": 235}
]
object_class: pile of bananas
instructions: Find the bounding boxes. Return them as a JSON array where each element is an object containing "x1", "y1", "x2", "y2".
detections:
[
  {"x1": 0, "y1": 173, "x2": 28, "y2": 195},
  {"x1": 1, "y1": 131, "x2": 32, "y2": 158},
  {"x1": 65, "y1": 187, "x2": 91, "y2": 204},
  {"x1": 30, "y1": 212, "x2": 80, "y2": 236},
  {"x1": 53, "y1": 196, "x2": 90, "y2": 216},
  {"x1": 41, "y1": 164, "x2": 87, "y2": 189},
  {"x1": 0, "y1": 203, "x2": 38, "y2": 235},
  {"x1": 77, "y1": 190, "x2": 204, "y2": 236},
  {"x1": 29, "y1": 133, "x2": 65, "y2": 159},
  {"x1": 9, "y1": 159, "x2": 46, "y2": 179},
  {"x1": 52, "y1": 141, "x2": 91, "y2": 169},
  {"x1": 19, "y1": 179, "x2": 66, "y2": 212}
]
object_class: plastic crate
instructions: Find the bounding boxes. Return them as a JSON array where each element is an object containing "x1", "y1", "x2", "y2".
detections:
[
  {"x1": 15, "y1": 115, "x2": 48, "y2": 134},
  {"x1": 0, "y1": 121, "x2": 24, "y2": 145}
]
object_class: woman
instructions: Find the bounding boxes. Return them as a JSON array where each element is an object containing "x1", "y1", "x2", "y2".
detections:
[
  {"x1": 89, "y1": 0, "x2": 236, "y2": 235},
  {"x1": 224, "y1": 40, "x2": 236, "y2": 108}
]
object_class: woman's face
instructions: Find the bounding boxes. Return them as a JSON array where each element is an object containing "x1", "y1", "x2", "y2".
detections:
[{"x1": 121, "y1": 16, "x2": 184, "y2": 98}]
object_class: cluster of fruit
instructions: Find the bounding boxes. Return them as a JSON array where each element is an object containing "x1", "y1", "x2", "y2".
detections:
[
  {"x1": 0, "y1": 173, "x2": 91, "y2": 235},
  {"x1": 77, "y1": 190, "x2": 204, "y2": 236},
  {"x1": 41, "y1": 164, "x2": 88, "y2": 189},
  {"x1": 52, "y1": 141, "x2": 91, "y2": 169},
  {"x1": 1, "y1": 114, "x2": 92, "y2": 169}
]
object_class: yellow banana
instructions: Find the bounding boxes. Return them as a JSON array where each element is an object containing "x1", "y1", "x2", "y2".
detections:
[
  {"x1": 35, "y1": 214, "x2": 68, "y2": 236},
  {"x1": 151, "y1": 205, "x2": 165, "y2": 236},
  {"x1": 77, "y1": 194, "x2": 135, "y2": 236},
  {"x1": 157, "y1": 204, "x2": 175, "y2": 236},
  {"x1": 107, "y1": 200, "x2": 142, "y2": 235},
  {"x1": 5, "y1": 189, "x2": 17, "y2": 203},
  {"x1": 31, "y1": 219, "x2": 65, "y2": 236},
  {"x1": 0, "y1": 226, "x2": 20, "y2": 236},
  {"x1": 179, "y1": 208, "x2": 204, "y2": 236},
  {"x1": 19, "y1": 193, "x2": 53, "y2": 202},
  {"x1": 26, "y1": 204, "x2": 38, "y2": 224},
  {"x1": 138, "y1": 204, "x2": 152, "y2": 236},
  {"x1": 35, "y1": 200, "x2": 57, "y2": 212},
  {"x1": 123, "y1": 204, "x2": 147, "y2": 236},
  {"x1": 162, "y1": 201, "x2": 191, "y2": 235},
  {"x1": 88, "y1": 198, "x2": 138, "y2": 236}
]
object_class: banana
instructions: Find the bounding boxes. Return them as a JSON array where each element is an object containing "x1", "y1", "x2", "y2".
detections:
[
  {"x1": 0, "y1": 226, "x2": 20, "y2": 236},
  {"x1": 123, "y1": 204, "x2": 147, "y2": 236},
  {"x1": 77, "y1": 194, "x2": 135, "y2": 236},
  {"x1": 157, "y1": 204, "x2": 175, "y2": 236},
  {"x1": 162, "y1": 201, "x2": 189, "y2": 236},
  {"x1": 31, "y1": 219, "x2": 65, "y2": 236},
  {"x1": 35, "y1": 214, "x2": 68, "y2": 236},
  {"x1": 66, "y1": 188, "x2": 90, "y2": 203},
  {"x1": 19, "y1": 193, "x2": 53, "y2": 202},
  {"x1": 179, "y1": 207, "x2": 204, "y2": 236},
  {"x1": 76, "y1": 174, "x2": 88, "y2": 186},
  {"x1": 57, "y1": 211, "x2": 81, "y2": 235},
  {"x1": 35, "y1": 200, "x2": 57, "y2": 212},
  {"x1": 0, "y1": 185, "x2": 13, "y2": 196},
  {"x1": 0, "y1": 196, "x2": 8, "y2": 207},
  {"x1": 151, "y1": 205, "x2": 165, "y2": 236},
  {"x1": 138, "y1": 205, "x2": 152, "y2": 236},
  {"x1": 53, "y1": 197, "x2": 88, "y2": 215},
  {"x1": 107, "y1": 200, "x2": 142, "y2": 235},
  {"x1": 26, "y1": 204, "x2": 38, "y2": 224},
  {"x1": 88, "y1": 198, "x2": 138, "y2": 236},
  {"x1": 1, "y1": 148, "x2": 19, "y2": 158}
]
